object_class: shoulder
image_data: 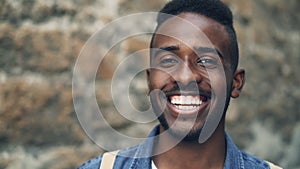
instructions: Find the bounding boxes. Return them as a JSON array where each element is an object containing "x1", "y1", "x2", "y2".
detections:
[
  {"x1": 225, "y1": 133, "x2": 282, "y2": 169},
  {"x1": 240, "y1": 151, "x2": 269, "y2": 169},
  {"x1": 77, "y1": 155, "x2": 102, "y2": 169},
  {"x1": 241, "y1": 151, "x2": 282, "y2": 169},
  {"x1": 77, "y1": 126, "x2": 161, "y2": 169},
  {"x1": 77, "y1": 145, "x2": 140, "y2": 169}
]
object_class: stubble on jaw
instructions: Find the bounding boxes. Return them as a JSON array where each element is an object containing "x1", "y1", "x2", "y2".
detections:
[{"x1": 157, "y1": 114, "x2": 203, "y2": 142}]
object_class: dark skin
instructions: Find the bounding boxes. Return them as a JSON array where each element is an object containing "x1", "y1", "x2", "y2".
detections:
[{"x1": 147, "y1": 13, "x2": 245, "y2": 169}]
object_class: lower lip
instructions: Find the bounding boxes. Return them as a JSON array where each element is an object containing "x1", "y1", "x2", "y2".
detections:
[{"x1": 167, "y1": 100, "x2": 209, "y2": 117}]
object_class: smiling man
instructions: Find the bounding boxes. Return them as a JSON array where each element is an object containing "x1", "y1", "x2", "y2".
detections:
[
  {"x1": 78, "y1": 0, "x2": 282, "y2": 169},
  {"x1": 148, "y1": 11, "x2": 237, "y2": 145}
]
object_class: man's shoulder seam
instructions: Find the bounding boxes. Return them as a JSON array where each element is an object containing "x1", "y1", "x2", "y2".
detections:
[{"x1": 240, "y1": 151, "x2": 270, "y2": 169}]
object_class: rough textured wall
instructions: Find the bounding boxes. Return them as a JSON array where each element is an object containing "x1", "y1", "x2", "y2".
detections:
[{"x1": 0, "y1": 0, "x2": 299, "y2": 168}]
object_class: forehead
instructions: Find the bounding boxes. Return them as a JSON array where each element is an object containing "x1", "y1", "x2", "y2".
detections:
[{"x1": 152, "y1": 13, "x2": 230, "y2": 56}]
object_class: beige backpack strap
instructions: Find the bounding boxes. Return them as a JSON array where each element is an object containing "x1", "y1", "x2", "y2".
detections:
[
  {"x1": 265, "y1": 161, "x2": 283, "y2": 169},
  {"x1": 99, "y1": 150, "x2": 119, "y2": 169}
]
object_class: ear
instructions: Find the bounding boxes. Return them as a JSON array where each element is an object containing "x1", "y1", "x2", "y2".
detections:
[
  {"x1": 146, "y1": 69, "x2": 151, "y2": 96},
  {"x1": 231, "y1": 68, "x2": 245, "y2": 98}
]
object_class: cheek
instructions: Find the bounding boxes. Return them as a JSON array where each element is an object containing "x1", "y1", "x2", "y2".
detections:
[
  {"x1": 149, "y1": 70, "x2": 171, "y2": 89},
  {"x1": 222, "y1": 69, "x2": 234, "y2": 93},
  {"x1": 207, "y1": 69, "x2": 228, "y2": 95}
]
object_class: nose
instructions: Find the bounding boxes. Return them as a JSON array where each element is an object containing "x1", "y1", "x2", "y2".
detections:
[{"x1": 172, "y1": 62, "x2": 201, "y2": 86}]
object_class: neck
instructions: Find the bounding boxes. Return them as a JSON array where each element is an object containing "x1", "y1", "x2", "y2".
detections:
[{"x1": 153, "y1": 121, "x2": 226, "y2": 169}]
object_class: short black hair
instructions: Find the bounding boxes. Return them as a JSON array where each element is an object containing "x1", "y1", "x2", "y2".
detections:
[{"x1": 150, "y1": 0, "x2": 239, "y2": 71}]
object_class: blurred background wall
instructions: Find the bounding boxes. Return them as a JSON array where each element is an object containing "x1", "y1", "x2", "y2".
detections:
[{"x1": 0, "y1": 0, "x2": 299, "y2": 168}]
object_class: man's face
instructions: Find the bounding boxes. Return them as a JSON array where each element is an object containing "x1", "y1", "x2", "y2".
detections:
[{"x1": 147, "y1": 13, "x2": 244, "y2": 141}]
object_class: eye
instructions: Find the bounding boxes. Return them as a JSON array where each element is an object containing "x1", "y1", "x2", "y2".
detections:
[
  {"x1": 196, "y1": 56, "x2": 219, "y2": 68},
  {"x1": 159, "y1": 55, "x2": 179, "y2": 68}
]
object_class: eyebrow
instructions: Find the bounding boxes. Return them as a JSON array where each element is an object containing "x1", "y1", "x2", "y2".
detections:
[
  {"x1": 153, "y1": 45, "x2": 224, "y2": 59},
  {"x1": 194, "y1": 47, "x2": 224, "y2": 59},
  {"x1": 153, "y1": 45, "x2": 180, "y2": 56}
]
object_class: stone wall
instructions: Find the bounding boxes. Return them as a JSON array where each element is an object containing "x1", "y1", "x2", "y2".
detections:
[{"x1": 0, "y1": 0, "x2": 299, "y2": 168}]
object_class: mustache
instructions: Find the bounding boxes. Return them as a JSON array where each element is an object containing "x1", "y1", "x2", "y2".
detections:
[{"x1": 163, "y1": 82, "x2": 211, "y2": 98}]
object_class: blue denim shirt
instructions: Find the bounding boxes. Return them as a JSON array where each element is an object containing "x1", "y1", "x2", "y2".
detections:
[{"x1": 78, "y1": 126, "x2": 271, "y2": 169}]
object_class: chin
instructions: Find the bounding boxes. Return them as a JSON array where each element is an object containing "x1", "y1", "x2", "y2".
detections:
[{"x1": 158, "y1": 114, "x2": 204, "y2": 142}]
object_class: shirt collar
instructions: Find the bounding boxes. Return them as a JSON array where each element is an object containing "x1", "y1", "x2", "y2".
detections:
[
  {"x1": 124, "y1": 126, "x2": 244, "y2": 169},
  {"x1": 224, "y1": 133, "x2": 244, "y2": 169}
]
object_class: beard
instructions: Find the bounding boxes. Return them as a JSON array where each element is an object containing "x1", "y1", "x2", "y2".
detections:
[
  {"x1": 157, "y1": 113, "x2": 203, "y2": 142},
  {"x1": 155, "y1": 95, "x2": 231, "y2": 142}
]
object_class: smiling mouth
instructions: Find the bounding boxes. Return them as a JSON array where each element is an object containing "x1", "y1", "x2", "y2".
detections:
[{"x1": 166, "y1": 94, "x2": 209, "y2": 114}]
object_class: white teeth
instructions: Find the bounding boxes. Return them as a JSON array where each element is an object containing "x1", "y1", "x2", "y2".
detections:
[
  {"x1": 175, "y1": 105, "x2": 198, "y2": 110},
  {"x1": 170, "y1": 95, "x2": 203, "y2": 105},
  {"x1": 187, "y1": 97, "x2": 192, "y2": 104},
  {"x1": 191, "y1": 98, "x2": 195, "y2": 104},
  {"x1": 183, "y1": 97, "x2": 187, "y2": 104}
]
